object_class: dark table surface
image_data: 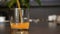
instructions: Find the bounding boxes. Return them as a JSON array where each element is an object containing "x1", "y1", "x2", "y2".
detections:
[{"x1": 0, "y1": 22, "x2": 60, "y2": 34}]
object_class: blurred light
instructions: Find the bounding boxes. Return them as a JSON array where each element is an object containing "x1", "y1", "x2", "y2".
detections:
[
  {"x1": 48, "y1": 15, "x2": 57, "y2": 21},
  {"x1": 0, "y1": 16, "x2": 5, "y2": 22}
]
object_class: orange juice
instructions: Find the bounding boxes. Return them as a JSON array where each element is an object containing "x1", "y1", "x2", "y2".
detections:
[{"x1": 10, "y1": 22, "x2": 30, "y2": 29}]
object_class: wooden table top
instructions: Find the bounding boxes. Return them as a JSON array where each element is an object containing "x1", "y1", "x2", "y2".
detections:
[{"x1": 0, "y1": 22, "x2": 60, "y2": 34}]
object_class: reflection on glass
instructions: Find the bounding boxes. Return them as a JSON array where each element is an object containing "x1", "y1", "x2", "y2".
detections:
[{"x1": 11, "y1": 30, "x2": 29, "y2": 34}]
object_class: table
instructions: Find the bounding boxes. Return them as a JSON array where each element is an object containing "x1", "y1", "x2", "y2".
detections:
[{"x1": 0, "y1": 22, "x2": 60, "y2": 34}]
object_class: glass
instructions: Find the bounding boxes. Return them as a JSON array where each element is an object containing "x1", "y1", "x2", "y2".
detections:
[{"x1": 10, "y1": 8, "x2": 30, "y2": 29}]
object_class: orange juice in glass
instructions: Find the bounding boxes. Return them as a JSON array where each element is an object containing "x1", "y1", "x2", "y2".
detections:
[{"x1": 10, "y1": 8, "x2": 30, "y2": 29}]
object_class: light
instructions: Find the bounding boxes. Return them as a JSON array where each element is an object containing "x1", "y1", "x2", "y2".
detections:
[
  {"x1": 0, "y1": 16, "x2": 5, "y2": 22},
  {"x1": 48, "y1": 15, "x2": 57, "y2": 21}
]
